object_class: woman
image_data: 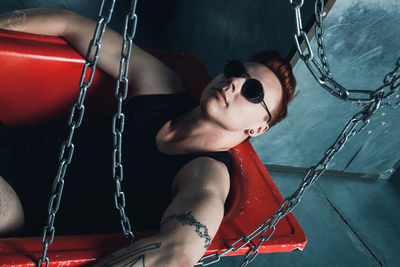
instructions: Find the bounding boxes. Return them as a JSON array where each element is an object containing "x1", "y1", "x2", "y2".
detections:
[{"x1": 0, "y1": 6, "x2": 296, "y2": 266}]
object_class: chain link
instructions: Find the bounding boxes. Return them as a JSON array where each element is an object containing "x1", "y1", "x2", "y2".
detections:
[
  {"x1": 314, "y1": 0, "x2": 333, "y2": 80},
  {"x1": 111, "y1": 0, "x2": 138, "y2": 242},
  {"x1": 291, "y1": 0, "x2": 400, "y2": 105},
  {"x1": 39, "y1": 0, "x2": 139, "y2": 264},
  {"x1": 199, "y1": 0, "x2": 396, "y2": 265},
  {"x1": 37, "y1": 1, "x2": 117, "y2": 266}
]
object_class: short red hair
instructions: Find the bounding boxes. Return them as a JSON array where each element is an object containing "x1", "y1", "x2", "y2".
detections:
[{"x1": 249, "y1": 50, "x2": 297, "y2": 127}]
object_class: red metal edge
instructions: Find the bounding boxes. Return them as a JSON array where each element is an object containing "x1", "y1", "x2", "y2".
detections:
[
  {"x1": 0, "y1": 29, "x2": 306, "y2": 266},
  {"x1": 205, "y1": 141, "x2": 306, "y2": 256},
  {"x1": 0, "y1": 233, "x2": 131, "y2": 266},
  {"x1": 0, "y1": 29, "x2": 69, "y2": 45}
]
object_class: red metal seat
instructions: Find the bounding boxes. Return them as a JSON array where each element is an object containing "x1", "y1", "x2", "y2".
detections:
[{"x1": 0, "y1": 29, "x2": 306, "y2": 266}]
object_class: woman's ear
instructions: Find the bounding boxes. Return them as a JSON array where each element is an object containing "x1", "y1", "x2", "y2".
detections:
[
  {"x1": 260, "y1": 124, "x2": 269, "y2": 134},
  {"x1": 247, "y1": 124, "x2": 269, "y2": 137}
]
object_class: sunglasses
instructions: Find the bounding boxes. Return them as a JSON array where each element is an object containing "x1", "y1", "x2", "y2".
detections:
[{"x1": 224, "y1": 60, "x2": 272, "y2": 124}]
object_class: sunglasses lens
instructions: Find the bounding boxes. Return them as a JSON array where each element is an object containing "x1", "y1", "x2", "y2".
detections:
[
  {"x1": 224, "y1": 60, "x2": 265, "y2": 104},
  {"x1": 224, "y1": 60, "x2": 246, "y2": 78},
  {"x1": 242, "y1": 79, "x2": 264, "y2": 103}
]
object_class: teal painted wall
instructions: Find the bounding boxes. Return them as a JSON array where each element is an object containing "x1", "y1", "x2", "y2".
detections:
[{"x1": 251, "y1": 0, "x2": 400, "y2": 179}]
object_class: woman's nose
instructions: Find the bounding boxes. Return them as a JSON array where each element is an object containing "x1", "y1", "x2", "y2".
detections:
[{"x1": 226, "y1": 77, "x2": 245, "y2": 94}]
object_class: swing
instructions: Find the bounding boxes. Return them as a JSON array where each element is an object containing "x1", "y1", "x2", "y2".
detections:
[
  {"x1": 1, "y1": 0, "x2": 397, "y2": 266},
  {"x1": 0, "y1": 30, "x2": 306, "y2": 266}
]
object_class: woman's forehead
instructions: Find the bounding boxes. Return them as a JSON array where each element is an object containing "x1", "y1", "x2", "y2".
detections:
[{"x1": 244, "y1": 62, "x2": 274, "y2": 81}]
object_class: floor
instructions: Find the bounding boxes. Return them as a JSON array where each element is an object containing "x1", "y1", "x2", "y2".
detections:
[{"x1": 212, "y1": 170, "x2": 400, "y2": 267}]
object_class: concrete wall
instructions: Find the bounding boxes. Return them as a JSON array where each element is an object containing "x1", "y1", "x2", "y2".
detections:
[{"x1": 251, "y1": 0, "x2": 400, "y2": 179}]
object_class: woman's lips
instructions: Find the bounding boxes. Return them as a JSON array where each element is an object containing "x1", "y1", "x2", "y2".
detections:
[{"x1": 215, "y1": 89, "x2": 227, "y2": 105}]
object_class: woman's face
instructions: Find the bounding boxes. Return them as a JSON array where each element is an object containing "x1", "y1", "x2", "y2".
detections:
[{"x1": 200, "y1": 62, "x2": 282, "y2": 136}]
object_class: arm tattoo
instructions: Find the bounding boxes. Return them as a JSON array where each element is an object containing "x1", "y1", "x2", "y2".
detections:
[
  {"x1": 161, "y1": 211, "x2": 211, "y2": 249},
  {"x1": 97, "y1": 242, "x2": 161, "y2": 267},
  {"x1": 8, "y1": 10, "x2": 26, "y2": 28}
]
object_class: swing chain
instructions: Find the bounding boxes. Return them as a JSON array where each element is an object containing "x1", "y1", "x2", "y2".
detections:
[
  {"x1": 290, "y1": 0, "x2": 400, "y2": 105},
  {"x1": 111, "y1": 0, "x2": 138, "y2": 241},
  {"x1": 200, "y1": 1, "x2": 389, "y2": 266},
  {"x1": 198, "y1": 95, "x2": 382, "y2": 267},
  {"x1": 37, "y1": 1, "x2": 117, "y2": 267},
  {"x1": 314, "y1": 0, "x2": 333, "y2": 80}
]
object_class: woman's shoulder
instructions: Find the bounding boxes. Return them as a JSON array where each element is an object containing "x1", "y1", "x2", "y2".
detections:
[{"x1": 182, "y1": 152, "x2": 231, "y2": 175}]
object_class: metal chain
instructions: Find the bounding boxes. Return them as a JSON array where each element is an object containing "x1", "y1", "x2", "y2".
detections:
[
  {"x1": 198, "y1": 0, "x2": 398, "y2": 266},
  {"x1": 314, "y1": 0, "x2": 333, "y2": 80},
  {"x1": 291, "y1": 0, "x2": 400, "y2": 105},
  {"x1": 37, "y1": 1, "x2": 117, "y2": 266},
  {"x1": 111, "y1": 0, "x2": 138, "y2": 241},
  {"x1": 197, "y1": 84, "x2": 383, "y2": 267}
]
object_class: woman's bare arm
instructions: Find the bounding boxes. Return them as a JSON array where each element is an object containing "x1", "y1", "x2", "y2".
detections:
[
  {"x1": 93, "y1": 157, "x2": 230, "y2": 266},
  {"x1": 0, "y1": 6, "x2": 184, "y2": 96}
]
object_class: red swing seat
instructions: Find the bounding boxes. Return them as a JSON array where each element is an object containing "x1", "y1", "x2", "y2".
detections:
[{"x1": 0, "y1": 29, "x2": 306, "y2": 266}]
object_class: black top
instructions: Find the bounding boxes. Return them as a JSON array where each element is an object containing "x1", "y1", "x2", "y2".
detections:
[{"x1": 0, "y1": 93, "x2": 230, "y2": 236}]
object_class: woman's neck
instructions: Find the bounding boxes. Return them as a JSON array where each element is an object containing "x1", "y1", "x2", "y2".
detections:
[{"x1": 156, "y1": 106, "x2": 237, "y2": 155}]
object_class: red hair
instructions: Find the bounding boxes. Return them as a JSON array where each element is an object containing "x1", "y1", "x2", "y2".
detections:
[{"x1": 249, "y1": 50, "x2": 297, "y2": 127}]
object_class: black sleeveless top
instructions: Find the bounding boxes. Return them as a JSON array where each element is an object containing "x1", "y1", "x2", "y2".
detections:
[{"x1": 0, "y1": 93, "x2": 230, "y2": 236}]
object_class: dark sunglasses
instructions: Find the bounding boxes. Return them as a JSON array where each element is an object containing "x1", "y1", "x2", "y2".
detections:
[{"x1": 224, "y1": 60, "x2": 272, "y2": 124}]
